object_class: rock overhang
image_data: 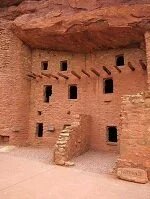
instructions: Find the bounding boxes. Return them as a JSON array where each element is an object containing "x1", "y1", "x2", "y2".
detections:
[{"x1": 10, "y1": 3, "x2": 150, "y2": 52}]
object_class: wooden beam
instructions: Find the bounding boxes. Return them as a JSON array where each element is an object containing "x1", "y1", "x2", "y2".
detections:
[
  {"x1": 27, "y1": 74, "x2": 36, "y2": 79},
  {"x1": 71, "y1": 71, "x2": 81, "y2": 79},
  {"x1": 81, "y1": 69, "x2": 90, "y2": 77},
  {"x1": 128, "y1": 62, "x2": 135, "y2": 71},
  {"x1": 58, "y1": 72, "x2": 69, "y2": 80},
  {"x1": 32, "y1": 72, "x2": 42, "y2": 78},
  {"x1": 41, "y1": 72, "x2": 59, "y2": 80},
  {"x1": 139, "y1": 60, "x2": 147, "y2": 70},
  {"x1": 113, "y1": 65, "x2": 121, "y2": 73},
  {"x1": 103, "y1": 66, "x2": 111, "y2": 75},
  {"x1": 90, "y1": 67, "x2": 100, "y2": 77}
]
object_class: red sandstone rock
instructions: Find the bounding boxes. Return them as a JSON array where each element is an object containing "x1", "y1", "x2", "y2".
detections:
[
  {"x1": 117, "y1": 168, "x2": 148, "y2": 184},
  {"x1": 11, "y1": 4, "x2": 150, "y2": 52}
]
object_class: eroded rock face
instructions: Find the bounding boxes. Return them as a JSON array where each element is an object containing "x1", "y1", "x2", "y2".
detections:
[
  {"x1": 0, "y1": 0, "x2": 149, "y2": 52},
  {"x1": 0, "y1": 0, "x2": 23, "y2": 7}
]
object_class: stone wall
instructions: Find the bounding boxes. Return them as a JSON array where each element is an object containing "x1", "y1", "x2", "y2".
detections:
[
  {"x1": 117, "y1": 91, "x2": 150, "y2": 183},
  {"x1": 28, "y1": 47, "x2": 147, "y2": 151},
  {"x1": 54, "y1": 114, "x2": 91, "y2": 165},
  {"x1": 0, "y1": 22, "x2": 31, "y2": 145},
  {"x1": 145, "y1": 31, "x2": 150, "y2": 89}
]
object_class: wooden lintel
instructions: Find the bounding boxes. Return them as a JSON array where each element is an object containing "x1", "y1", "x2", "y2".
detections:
[
  {"x1": 58, "y1": 72, "x2": 69, "y2": 80},
  {"x1": 128, "y1": 62, "x2": 135, "y2": 71},
  {"x1": 27, "y1": 74, "x2": 36, "y2": 79},
  {"x1": 139, "y1": 60, "x2": 147, "y2": 71},
  {"x1": 81, "y1": 69, "x2": 90, "y2": 77},
  {"x1": 113, "y1": 65, "x2": 121, "y2": 73},
  {"x1": 71, "y1": 71, "x2": 81, "y2": 79},
  {"x1": 41, "y1": 72, "x2": 59, "y2": 80},
  {"x1": 90, "y1": 67, "x2": 100, "y2": 77},
  {"x1": 32, "y1": 72, "x2": 42, "y2": 78},
  {"x1": 103, "y1": 66, "x2": 111, "y2": 75}
]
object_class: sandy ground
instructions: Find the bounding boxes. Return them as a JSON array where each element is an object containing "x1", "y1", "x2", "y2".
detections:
[
  {"x1": 0, "y1": 146, "x2": 150, "y2": 199},
  {"x1": 5, "y1": 146, "x2": 118, "y2": 174}
]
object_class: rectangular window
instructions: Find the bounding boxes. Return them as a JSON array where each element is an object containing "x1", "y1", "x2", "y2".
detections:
[
  {"x1": 104, "y1": 78, "x2": 113, "y2": 94},
  {"x1": 44, "y1": 86, "x2": 52, "y2": 102},
  {"x1": 107, "y1": 126, "x2": 117, "y2": 143},
  {"x1": 36, "y1": 123, "x2": 43, "y2": 137},
  {"x1": 69, "y1": 85, "x2": 77, "y2": 99},
  {"x1": 41, "y1": 61, "x2": 48, "y2": 70},
  {"x1": 116, "y1": 55, "x2": 124, "y2": 66},
  {"x1": 60, "y1": 60, "x2": 68, "y2": 71}
]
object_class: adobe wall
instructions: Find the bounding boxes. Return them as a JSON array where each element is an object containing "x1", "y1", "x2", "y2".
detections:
[
  {"x1": 145, "y1": 32, "x2": 150, "y2": 89},
  {"x1": 28, "y1": 47, "x2": 147, "y2": 151},
  {"x1": 117, "y1": 92, "x2": 150, "y2": 183},
  {"x1": 0, "y1": 24, "x2": 31, "y2": 145},
  {"x1": 54, "y1": 114, "x2": 91, "y2": 165}
]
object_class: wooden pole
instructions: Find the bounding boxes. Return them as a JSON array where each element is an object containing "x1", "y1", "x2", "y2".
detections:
[
  {"x1": 81, "y1": 69, "x2": 90, "y2": 77},
  {"x1": 103, "y1": 66, "x2": 111, "y2": 75},
  {"x1": 58, "y1": 72, "x2": 69, "y2": 80},
  {"x1": 139, "y1": 60, "x2": 147, "y2": 70},
  {"x1": 113, "y1": 65, "x2": 121, "y2": 73},
  {"x1": 41, "y1": 72, "x2": 59, "y2": 80},
  {"x1": 71, "y1": 71, "x2": 81, "y2": 79},
  {"x1": 128, "y1": 62, "x2": 135, "y2": 71},
  {"x1": 90, "y1": 67, "x2": 100, "y2": 76}
]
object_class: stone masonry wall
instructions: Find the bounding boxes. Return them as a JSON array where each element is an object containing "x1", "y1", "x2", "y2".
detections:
[
  {"x1": 28, "y1": 47, "x2": 147, "y2": 151},
  {"x1": 117, "y1": 92, "x2": 150, "y2": 183},
  {"x1": 0, "y1": 22, "x2": 31, "y2": 145},
  {"x1": 54, "y1": 114, "x2": 91, "y2": 165},
  {"x1": 145, "y1": 31, "x2": 150, "y2": 89}
]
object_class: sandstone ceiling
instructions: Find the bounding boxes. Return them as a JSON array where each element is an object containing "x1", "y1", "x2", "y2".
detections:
[{"x1": 0, "y1": 0, "x2": 150, "y2": 52}]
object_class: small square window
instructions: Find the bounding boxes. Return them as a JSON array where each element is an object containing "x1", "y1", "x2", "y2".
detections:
[
  {"x1": 104, "y1": 78, "x2": 113, "y2": 94},
  {"x1": 38, "y1": 111, "x2": 42, "y2": 115},
  {"x1": 60, "y1": 60, "x2": 68, "y2": 71},
  {"x1": 41, "y1": 61, "x2": 48, "y2": 70},
  {"x1": 116, "y1": 55, "x2": 124, "y2": 66},
  {"x1": 107, "y1": 126, "x2": 117, "y2": 143},
  {"x1": 69, "y1": 85, "x2": 77, "y2": 99}
]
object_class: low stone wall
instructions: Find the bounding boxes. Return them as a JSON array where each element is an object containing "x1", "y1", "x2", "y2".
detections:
[
  {"x1": 117, "y1": 91, "x2": 150, "y2": 183},
  {"x1": 53, "y1": 114, "x2": 91, "y2": 165}
]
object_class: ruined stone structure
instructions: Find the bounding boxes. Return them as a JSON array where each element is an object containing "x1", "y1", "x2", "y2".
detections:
[{"x1": 0, "y1": 0, "x2": 150, "y2": 183}]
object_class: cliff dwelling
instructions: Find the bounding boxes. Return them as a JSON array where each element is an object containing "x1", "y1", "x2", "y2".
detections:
[{"x1": 0, "y1": 0, "x2": 150, "y2": 185}]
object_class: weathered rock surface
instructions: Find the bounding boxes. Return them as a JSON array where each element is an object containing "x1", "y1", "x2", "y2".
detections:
[
  {"x1": 0, "y1": 0, "x2": 150, "y2": 52},
  {"x1": 117, "y1": 168, "x2": 148, "y2": 184}
]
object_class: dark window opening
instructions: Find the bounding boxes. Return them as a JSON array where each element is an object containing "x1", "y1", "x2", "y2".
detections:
[
  {"x1": 41, "y1": 61, "x2": 48, "y2": 70},
  {"x1": 36, "y1": 123, "x2": 43, "y2": 137},
  {"x1": 107, "y1": 126, "x2": 117, "y2": 143},
  {"x1": 104, "y1": 79, "x2": 113, "y2": 94},
  {"x1": 38, "y1": 111, "x2": 42, "y2": 116},
  {"x1": 116, "y1": 55, "x2": 124, "y2": 66},
  {"x1": 69, "y1": 85, "x2": 77, "y2": 99},
  {"x1": 44, "y1": 86, "x2": 52, "y2": 102},
  {"x1": 60, "y1": 60, "x2": 68, "y2": 71},
  {"x1": 0, "y1": 135, "x2": 9, "y2": 143}
]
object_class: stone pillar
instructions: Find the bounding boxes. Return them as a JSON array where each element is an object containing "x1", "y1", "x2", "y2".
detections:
[{"x1": 145, "y1": 31, "x2": 150, "y2": 89}]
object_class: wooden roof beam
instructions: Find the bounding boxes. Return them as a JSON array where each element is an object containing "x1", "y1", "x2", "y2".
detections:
[
  {"x1": 128, "y1": 62, "x2": 135, "y2": 71},
  {"x1": 139, "y1": 60, "x2": 147, "y2": 71},
  {"x1": 58, "y1": 72, "x2": 69, "y2": 80},
  {"x1": 90, "y1": 67, "x2": 100, "y2": 77},
  {"x1": 113, "y1": 65, "x2": 121, "y2": 73},
  {"x1": 81, "y1": 69, "x2": 90, "y2": 77},
  {"x1": 103, "y1": 66, "x2": 111, "y2": 75},
  {"x1": 71, "y1": 70, "x2": 81, "y2": 79}
]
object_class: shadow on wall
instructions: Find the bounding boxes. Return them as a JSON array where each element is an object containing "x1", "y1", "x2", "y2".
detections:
[{"x1": 53, "y1": 114, "x2": 92, "y2": 166}]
